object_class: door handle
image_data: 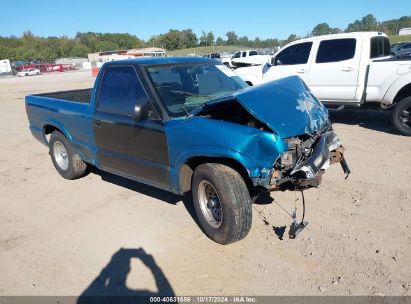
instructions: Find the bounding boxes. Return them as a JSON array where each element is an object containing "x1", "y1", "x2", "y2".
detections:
[
  {"x1": 94, "y1": 121, "x2": 102, "y2": 128},
  {"x1": 296, "y1": 68, "x2": 306, "y2": 73},
  {"x1": 342, "y1": 67, "x2": 353, "y2": 72}
]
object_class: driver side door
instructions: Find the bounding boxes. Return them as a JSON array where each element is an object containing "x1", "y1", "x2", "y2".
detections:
[{"x1": 93, "y1": 65, "x2": 170, "y2": 190}]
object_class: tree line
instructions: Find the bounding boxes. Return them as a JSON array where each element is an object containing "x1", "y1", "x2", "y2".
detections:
[{"x1": 1, "y1": 14, "x2": 410, "y2": 62}]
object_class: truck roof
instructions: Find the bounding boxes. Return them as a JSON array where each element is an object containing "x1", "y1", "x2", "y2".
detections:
[
  {"x1": 102, "y1": 56, "x2": 219, "y2": 67},
  {"x1": 291, "y1": 31, "x2": 388, "y2": 44}
]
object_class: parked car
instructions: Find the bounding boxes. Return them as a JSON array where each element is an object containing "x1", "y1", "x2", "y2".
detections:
[
  {"x1": 396, "y1": 51, "x2": 411, "y2": 59},
  {"x1": 25, "y1": 57, "x2": 349, "y2": 244},
  {"x1": 234, "y1": 32, "x2": 411, "y2": 136},
  {"x1": 17, "y1": 68, "x2": 40, "y2": 77},
  {"x1": 391, "y1": 41, "x2": 411, "y2": 56},
  {"x1": 221, "y1": 50, "x2": 262, "y2": 68}
]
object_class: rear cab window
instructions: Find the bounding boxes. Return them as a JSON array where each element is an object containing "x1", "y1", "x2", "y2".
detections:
[
  {"x1": 370, "y1": 36, "x2": 390, "y2": 58},
  {"x1": 316, "y1": 38, "x2": 356, "y2": 63}
]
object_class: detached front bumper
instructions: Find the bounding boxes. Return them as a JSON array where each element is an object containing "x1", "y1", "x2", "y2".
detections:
[{"x1": 269, "y1": 130, "x2": 350, "y2": 190}]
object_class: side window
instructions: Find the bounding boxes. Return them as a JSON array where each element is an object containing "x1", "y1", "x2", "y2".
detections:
[
  {"x1": 316, "y1": 38, "x2": 356, "y2": 63},
  {"x1": 98, "y1": 66, "x2": 148, "y2": 116},
  {"x1": 232, "y1": 52, "x2": 240, "y2": 59},
  {"x1": 370, "y1": 36, "x2": 390, "y2": 58},
  {"x1": 275, "y1": 42, "x2": 312, "y2": 65},
  {"x1": 242, "y1": 51, "x2": 247, "y2": 57},
  {"x1": 249, "y1": 50, "x2": 258, "y2": 56}
]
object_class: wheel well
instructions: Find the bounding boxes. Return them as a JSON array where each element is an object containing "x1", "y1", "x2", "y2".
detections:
[
  {"x1": 43, "y1": 125, "x2": 62, "y2": 143},
  {"x1": 245, "y1": 81, "x2": 253, "y2": 86},
  {"x1": 393, "y1": 83, "x2": 411, "y2": 104},
  {"x1": 179, "y1": 157, "x2": 252, "y2": 194}
]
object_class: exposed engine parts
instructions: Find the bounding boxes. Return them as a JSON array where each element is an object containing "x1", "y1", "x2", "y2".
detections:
[{"x1": 271, "y1": 124, "x2": 350, "y2": 190}]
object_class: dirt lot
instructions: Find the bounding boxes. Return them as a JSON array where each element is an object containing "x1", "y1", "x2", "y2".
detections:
[{"x1": 0, "y1": 71, "x2": 410, "y2": 297}]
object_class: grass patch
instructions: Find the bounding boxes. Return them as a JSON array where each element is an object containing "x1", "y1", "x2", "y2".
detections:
[
  {"x1": 389, "y1": 35, "x2": 411, "y2": 44},
  {"x1": 167, "y1": 45, "x2": 249, "y2": 56}
]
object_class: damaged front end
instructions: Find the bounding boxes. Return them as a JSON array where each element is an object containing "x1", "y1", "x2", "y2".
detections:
[
  {"x1": 227, "y1": 76, "x2": 351, "y2": 191},
  {"x1": 270, "y1": 121, "x2": 350, "y2": 190}
]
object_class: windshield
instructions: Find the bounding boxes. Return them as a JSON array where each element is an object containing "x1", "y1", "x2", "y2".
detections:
[
  {"x1": 147, "y1": 63, "x2": 248, "y2": 118},
  {"x1": 391, "y1": 42, "x2": 405, "y2": 51}
]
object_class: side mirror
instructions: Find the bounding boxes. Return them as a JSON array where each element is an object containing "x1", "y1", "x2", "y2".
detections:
[{"x1": 133, "y1": 98, "x2": 150, "y2": 122}]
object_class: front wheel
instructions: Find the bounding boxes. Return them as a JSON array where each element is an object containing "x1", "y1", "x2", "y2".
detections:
[
  {"x1": 49, "y1": 131, "x2": 87, "y2": 179},
  {"x1": 192, "y1": 163, "x2": 252, "y2": 244},
  {"x1": 391, "y1": 97, "x2": 411, "y2": 136}
]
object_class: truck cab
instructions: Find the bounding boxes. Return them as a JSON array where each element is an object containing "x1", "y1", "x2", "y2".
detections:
[{"x1": 235, "y1": 32, "x2": 411, "y2": 135}]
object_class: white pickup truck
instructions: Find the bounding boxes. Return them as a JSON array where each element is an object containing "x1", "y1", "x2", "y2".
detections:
[
  {"x1": 222, "y1": 50, "x2": 269, "y2": 68},
  {"x1": 235, "y1": 32, "x2": 411, "y2": 136}
]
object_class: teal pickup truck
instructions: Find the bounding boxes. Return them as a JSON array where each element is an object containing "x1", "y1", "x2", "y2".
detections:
[{"x1": 25, "y1": 57, "x2": 349, "y2": 244}]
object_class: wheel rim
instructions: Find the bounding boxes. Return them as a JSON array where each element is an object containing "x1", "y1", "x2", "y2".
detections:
[
  {"x1": 198, "y1": 180, "x2": 223, "y2": 228},
  {"x1": 399, "y1": 107, "x2": 411, "y2": 129},
  {"x1": 53, "y1": 141, "x2": 69, "y2": 170}
]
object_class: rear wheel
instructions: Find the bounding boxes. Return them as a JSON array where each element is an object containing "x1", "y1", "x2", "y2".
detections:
[
  {"x1": 49, "y1": 131, "x2": 87, "y2": 179},
  {"x1": 391, "y1": 97, "x2": 411, "y2": 136},
  {"x1": 192, "y1": 163, "x2": 252, "y2": 244}
]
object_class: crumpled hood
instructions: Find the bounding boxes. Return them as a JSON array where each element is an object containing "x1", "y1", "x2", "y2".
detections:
[{"x1": 232, "y1": 76, "x2": 329, "y2": 138}]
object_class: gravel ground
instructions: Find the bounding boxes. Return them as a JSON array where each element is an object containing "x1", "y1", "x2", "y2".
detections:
[{"x1": 0, "y1": 71, "x2": 410, "y2": 297}]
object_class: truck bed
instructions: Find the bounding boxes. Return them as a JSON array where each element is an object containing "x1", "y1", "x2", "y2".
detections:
[{"x1": 33, "y1": 88, "x2": 92, "y2": 104}]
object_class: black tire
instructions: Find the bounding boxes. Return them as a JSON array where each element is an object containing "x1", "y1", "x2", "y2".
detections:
[
  {"x1": 49, "y1": 131, "x2": 87, "y2": 179},
  {"x1": 192, "y1": 163, "x2": 252, "y2": 244},
  {"x1": 391, "y1": 97, "x2": 411, "y2": 136}
]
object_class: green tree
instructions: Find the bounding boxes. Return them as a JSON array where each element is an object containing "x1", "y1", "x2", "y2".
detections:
[
  {"x1": 284, "y1": 34, "x2": 299, "y2": 44},
  {"x1": 312, "y1": 23, "x2": 332, "y2": 36},
  {"x1": 331, "y1": 28, "x2": 342, "y2": 34},
  {"x1": 379, "y1": 16, "x2": 411, "y2": 35},
  {"x1": 160, "y1": 30, "x2": 180, "y2": 50},
  {"x1": 0, "y1": 46, "x2": 16, "y2": 60},
  {"x1": 179, "y1": 29, "x2": 197, "y2": 48},
  {"x1": 238, "y1": 36, "x2": 249, "y2": 46},
  {"x1": 346, "y1": 14, "x2": 378, "y2": 32},
  {"x1": 38, "y1": 47, "x2": 58, "y2": 62},
  {"x1": 253, "y1": 37, "x2": 261, "y2": 48},
  {"x1": 206, "y1": 32, "x2": 214, "y2": 47},
  {"x1": 215, "y1": 36, "x2": 225, "y2": 46},
  {"x1": 59, "y1": 36, "x2": 75, "y2": 57},
  {"x1": 226, "y1": 31, "x2": 238, "y2": 45},
  {"x1": 95, "y1": 41, "x2": 119, "y2": 52},
  {"x1": 69, "y1": 45, "x2": 91, "y2": 58},
  {"x1": 199, "y1": 31, "x2": 208, "y2": 46}
]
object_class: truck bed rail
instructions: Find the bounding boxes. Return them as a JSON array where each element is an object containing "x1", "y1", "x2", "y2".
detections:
[{"x1": 33, "y1": 88, "x2": 92, "y2": 104}]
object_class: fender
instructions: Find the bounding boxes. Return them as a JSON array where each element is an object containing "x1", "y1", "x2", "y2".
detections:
[
  {"x1": 169, "y1": 146, "x2": 263, "y2": 194},
  {"x1": 42, "y1": 118, "x2": 73, "y2": 143},
  {"x1": 382, "y1": 71, "x2": 411, "y2": 106},
  {"x1": 235, "y1": 66, "x2": 264, "y2": 86},
  {"x1": 41, "y1": 118, "x2": 92, "y2": 158}
]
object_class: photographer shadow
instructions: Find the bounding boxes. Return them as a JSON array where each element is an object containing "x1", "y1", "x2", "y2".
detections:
[{"x1": 77, "y1": 248, "x2": 174, "y2": 304}]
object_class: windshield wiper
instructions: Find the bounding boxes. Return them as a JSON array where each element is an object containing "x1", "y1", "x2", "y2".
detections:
[
  {"x1": 179, "y1": 105, "x2": 193, "y2": 119},
  {"x1": 171, "y1": 90, "x2": 211, "y2": 97}
]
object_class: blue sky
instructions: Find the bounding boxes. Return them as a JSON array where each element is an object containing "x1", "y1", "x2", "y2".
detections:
[{"x1": 0, "y1": 0, "x2": 410, "y2": 40}]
